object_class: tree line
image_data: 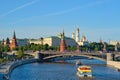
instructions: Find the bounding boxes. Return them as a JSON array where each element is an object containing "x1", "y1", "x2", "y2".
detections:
[
  {"x1": 0, "y1": 42, "x2": 120, "y2": 63},
  {"x1": 0, "y1": 42, "x2": 120, "y2": 53}
]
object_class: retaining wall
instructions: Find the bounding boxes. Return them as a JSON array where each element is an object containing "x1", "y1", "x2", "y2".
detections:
[
  {"x1": 107, "y1": 61, "x2": 120, "y2": 70},
  {"x1": 0, "y1": 59, "x2": 39, "y2": 80}
]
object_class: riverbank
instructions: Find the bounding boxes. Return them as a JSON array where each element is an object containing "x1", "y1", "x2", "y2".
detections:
[
  {"x1": 10, "y1": 61, "x2": 120, "y2": 80},
  {"x1": 0, "y1": 59, "x2": 39, "y2": 80},
  {"x1": 107, "y1": 61, "x2": 120, "y2": 71}
]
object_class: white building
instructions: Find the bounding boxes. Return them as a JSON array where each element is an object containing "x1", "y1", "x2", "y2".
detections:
[
  {"x1": 44, "y1": 36, "x2": 60, "y2": 47},
  {"x1": 77, "y1": 35, "x2": 89, "y2": 46},
  {"x1": 29, "y1": 39, "x2": 42, "y2": 44},
  {"x1": 29, "y1": 36, "x2": 77, "y2": 47},
  {"x1": 72, "y1": 33, "x2": 75, "y2": 40},
  {"x1": 109, "y1": 41, "x2": 120, "y2": 46},
  {"x1": 72, "y1": 27, "x2": 89, "y2": 46}
]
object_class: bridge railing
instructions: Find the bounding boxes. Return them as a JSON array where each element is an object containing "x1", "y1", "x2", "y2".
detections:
[{"x1": 41, "y1": 52, "x2": 107, "y2": 61}]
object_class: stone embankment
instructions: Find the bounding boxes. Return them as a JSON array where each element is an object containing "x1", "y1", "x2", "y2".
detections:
[
  {"x1": 107, "y1": 61, "x2": 120, "y2": 71},
  {"x1": 0, "y1": 59, "x2": 38, "y2": 80}
]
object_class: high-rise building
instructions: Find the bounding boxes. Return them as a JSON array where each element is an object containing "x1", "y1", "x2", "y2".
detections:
[{"x1": 10, "y1": 31, "x2": 17, "y2": 50}]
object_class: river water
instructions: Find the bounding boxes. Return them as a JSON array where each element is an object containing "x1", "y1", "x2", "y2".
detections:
[{"x1": 10, "y1": 59, "x2": 120, "y2": 80}]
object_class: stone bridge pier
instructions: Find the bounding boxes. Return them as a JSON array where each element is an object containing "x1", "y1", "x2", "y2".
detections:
[
  {"x1": 34, "y1": 52, "x2": 120, "y2": 70},
  {"x1": 107, "y1": 53, "x2": 120, "y2": 70},
  {"x1": 34, "y1": 51, "x2": 44, "y2": 62},
  {"x1": 107, "y1": 53, "x2": 115, "y2": 61}
]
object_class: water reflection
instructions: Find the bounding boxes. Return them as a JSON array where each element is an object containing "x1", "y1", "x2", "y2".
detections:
[{"x1": 10, "y1": 59, "x2": 120, "y2": 80}]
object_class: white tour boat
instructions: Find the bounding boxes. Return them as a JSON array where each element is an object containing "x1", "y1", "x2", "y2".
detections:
[{"x1": 76, "y1": 65, "x2": 92, "y2": 78}]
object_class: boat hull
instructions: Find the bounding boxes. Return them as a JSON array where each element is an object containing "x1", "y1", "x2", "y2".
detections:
[{"x1": 76, "y1": 72, "x2": 92, "y2": 78}]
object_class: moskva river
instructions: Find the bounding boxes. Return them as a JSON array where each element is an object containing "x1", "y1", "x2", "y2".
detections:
[{"x1": 10, "y1": 59, "x2": 120, "y2": 80}]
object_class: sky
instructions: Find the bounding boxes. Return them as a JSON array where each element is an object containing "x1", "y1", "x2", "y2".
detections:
[{"x1": 0, "y1": 0, "x2": 120, "y2": 42}]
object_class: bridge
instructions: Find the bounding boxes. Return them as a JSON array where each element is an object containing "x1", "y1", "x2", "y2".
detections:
[
  {"x1": 25, "y1": 51, "x2": 120, "y2": 62},
  {"x1": 28, "y1": 51, "x2": 120, "y2": 70},
  {"x1": 24, "y1": 51, "x2": 120, "y2": 62},
  {"x1": 42, "y1": 52, "x2": 106, "y2": 62}
]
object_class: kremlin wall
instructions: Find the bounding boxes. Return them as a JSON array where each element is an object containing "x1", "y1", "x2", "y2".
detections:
[
  {"x1": 29, "y1": 27, "x2": 89, "y2": 47},
  {"x1": 1, "y1": 27, "x2": 120, "y2": 51},
  {"x1": 0, "y1": 27, "x2": 90, "y2": 50}
]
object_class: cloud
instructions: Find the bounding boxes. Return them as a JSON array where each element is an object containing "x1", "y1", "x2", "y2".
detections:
[
  {"x1": 44, "y1": 0, "x2": 104, "y2": 16},
  {"x1": 0, "y1": 0, "x2": 39, "y2": 18}
]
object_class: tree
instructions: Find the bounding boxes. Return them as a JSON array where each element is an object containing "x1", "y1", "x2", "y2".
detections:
[
  {"x1": 94, "y1": 47, "x2": 98, "y2": 52},
  {"x1": 43, "y1": 44, "x2": 49, "y2": 51},
  {"x1": 107, "y1": 45, "x2": 114, "y2": 52},
  {"x1": 17, "y1": 50, "x2": 24, "y2": 59},
  {"x1": 4, "y1": 45, "x2": 10, "y2": 52},
  {"x1": 12, "y1": 47, "x2": 19, "y2": 51},
  {"x1": 71, "y1": 46, "x2": 77, "y2": 51},
  {"x1": 0, "y1": 44, "x2": 4, "y2": 52},
  {"x1": 56, "y1": 46, "x2": 60, "y2": 51},
  {"x1": 0, "y1": 52, "x2": 2, "y2": 58},
  {"x1": 6, "y1": 37, "x2": 10, "y2": 45},
  {"x1": 49, "y1": 46, "x2": 54, "y2": 50},
  {"x1": 66, "y1": 45, "x2": 72, "y2": 51}
]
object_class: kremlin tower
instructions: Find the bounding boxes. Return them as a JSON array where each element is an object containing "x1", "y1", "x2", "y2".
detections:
[
  {"x1": 103, "y1": 42, "x2": 107, "y2": 53},
  {"x1": 10, "y1": 31, "x2": 17, "y2": 50},
  {"x1": 1, "y1": 39, "x2": 5, "y2": 45},
  {"x1": 60, "y1": 31, "x2": 66, "y2": 52}
]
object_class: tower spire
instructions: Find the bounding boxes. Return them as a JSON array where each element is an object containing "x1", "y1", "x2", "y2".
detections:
[
  {"x1": 61, "y1": 30, "x2": 65, "y2": 40},
  {"x1": 13, "y1": 31, "x2": 16, "y2": 39}
]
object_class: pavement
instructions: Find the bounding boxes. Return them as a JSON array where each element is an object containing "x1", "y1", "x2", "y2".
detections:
[{"x1": 0, "y1": 62, "x2": 13, "y2": 74}]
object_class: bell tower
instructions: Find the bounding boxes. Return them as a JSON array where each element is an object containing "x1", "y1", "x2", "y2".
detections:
[
  {"x1": 10, "y1": 31, "x2": 17, "y2": 50},
  {"x1": 76, "y1": 27, "x2": 80, "y2": 42}
]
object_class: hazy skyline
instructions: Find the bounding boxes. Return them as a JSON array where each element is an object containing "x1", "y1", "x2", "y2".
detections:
[{"x1": 0, "y1": 0, "x2": 120, "y2": 42}]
